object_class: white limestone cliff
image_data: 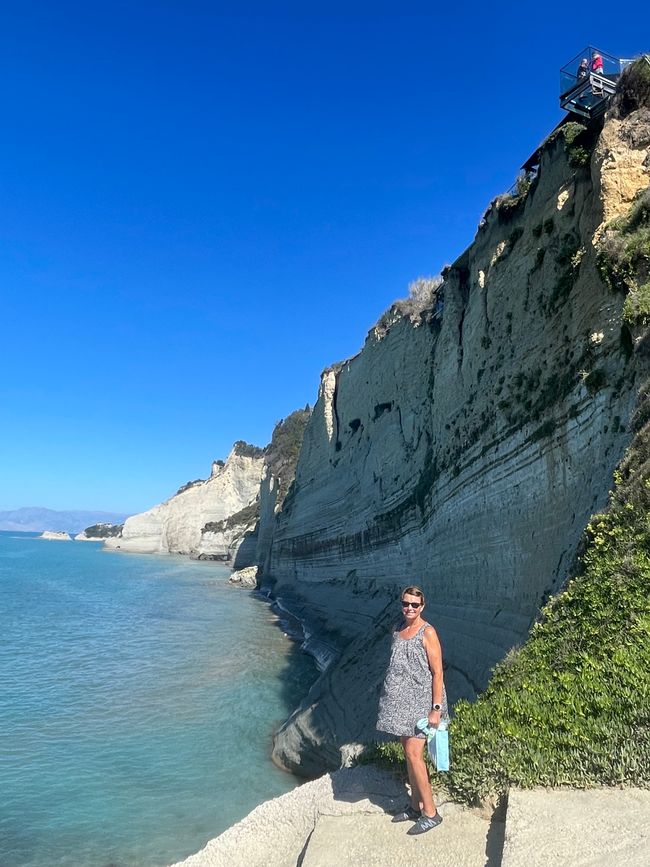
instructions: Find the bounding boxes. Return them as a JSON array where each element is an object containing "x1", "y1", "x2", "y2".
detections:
[
  {"x1": 104, "y1": 443, "x2": 264, "y2": 557},
  {"x1": 261, "y1": 100, "x2": 650, "y2": 775}
]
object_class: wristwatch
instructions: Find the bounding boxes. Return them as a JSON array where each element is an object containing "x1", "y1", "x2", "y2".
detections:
[{"x1": 432, "y1": 702, "x2": 442, "y2": 712}]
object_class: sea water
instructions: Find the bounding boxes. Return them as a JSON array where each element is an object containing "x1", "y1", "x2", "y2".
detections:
[{"x1": 0, "y1": 532, "x2": 317, "y2": 867}]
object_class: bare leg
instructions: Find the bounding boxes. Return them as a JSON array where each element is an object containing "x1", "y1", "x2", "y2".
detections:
[
  {"x1": 400, "y1": 736, "x2": 421, "y2": 809},
  {"x1": 402, "y1": 736, "x2": 436, "y2": 817}
]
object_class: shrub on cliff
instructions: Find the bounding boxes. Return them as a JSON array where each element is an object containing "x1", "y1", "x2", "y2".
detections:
[
  {"x1": 612, "y1": 55, "x2": 650, "y2": 118},
  {"x1": 597, "y1": 188, "x2": 650, "y2": 325},
  {"x1": 561, "y1": 121, "x2": 598, "y2": 168},
  {"x1": 82, "y1": 523, "x2": 123, "y2": 538},
  {"x1": 233, "y1": 441, "x2": 265, "y2": 459},
  {"x1": 265, "y1": 407, "x2": 311, "y2": 503},
  {"x1": 371, "y1": 387, "x2": 650, "y2": 802},
  {"x1": 373, "y1": 276, "x2": 443, "y2": 337},
  {"x1": 202, "y1": 500, "x2": 259, "y2": 534}
]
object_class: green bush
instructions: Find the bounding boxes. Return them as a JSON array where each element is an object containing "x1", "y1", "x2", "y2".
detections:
[
  {"x1": 265, "y1": 407, "x2": 311, "y2": 503},
  {"x1": 613, "y1": 56, "x2": 650, "y2": 118},
  {"x1": 597, "y1": 190, "x2": 650, "y2": 323},
  {"x1": 202, "y1": 500, "x2": 259, "y2": 534},
  {"x1": 82, "y1": 523, "x2": 123, "y2": 538},
  {"x1": 493, "y1": 173, "x2": 538, "y2": 222},
  {"x1": 623, "y1": 282, "x2": 650, "y2": 327},
  {"x1": 562, "y1": 122, "x2": 597, "y2": 169},
  {"x1": 233, "y1": 441, "x2": 265, "y2": 459}
]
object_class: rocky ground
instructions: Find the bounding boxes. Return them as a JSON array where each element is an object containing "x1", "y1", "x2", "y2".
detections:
[{"x1": 171, "y1": 766, "x2": 650, "y2": 867}]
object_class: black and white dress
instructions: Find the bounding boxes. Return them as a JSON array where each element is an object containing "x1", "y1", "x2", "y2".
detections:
[{"x1": 376, "y1": 623, "x2": 449, "y2": 738}]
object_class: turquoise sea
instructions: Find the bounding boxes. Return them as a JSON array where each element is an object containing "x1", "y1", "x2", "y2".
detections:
[{"x1": 0, "y1": 531, "x2": 317, "y2": 867}]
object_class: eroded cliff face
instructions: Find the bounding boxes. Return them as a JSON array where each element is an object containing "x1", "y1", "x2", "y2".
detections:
[
  {"x1": 105, "y1": 444, "x2": 264, "y2": 557},
  {"x1": 264, "y1": 103, "x2": 650, "y2": 775}
]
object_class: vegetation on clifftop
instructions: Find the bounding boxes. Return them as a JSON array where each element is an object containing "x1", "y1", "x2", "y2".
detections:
[
  {"x1": 232, "y1": 441, "x2": 265, "y2": 459},
  {"x1": 598, "y1": 189, "x2": 650, "y2": 326},
  {"x1": 373, "y1": 276, "x2": 443, "y2": 337},
  {"x1": 265, "y1": 407, "x2": 312, "y2": 504},
  {"x1": 82, "y1": 523, "x2": 123, "y2": 538},
  {"x1": 612, "y1": 55, "x2": 650, "y2": 118},
  {"x1": 202, "y1": 500, "x2": 259, "y2": 535},
  {"x1": 370, "y1": 385, "x2": 650, "y2": 802}
]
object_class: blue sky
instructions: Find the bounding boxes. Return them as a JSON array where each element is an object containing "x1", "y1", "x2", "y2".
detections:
[{"x1": 1, "y1": 1, "x2": 646, "y2": 513}]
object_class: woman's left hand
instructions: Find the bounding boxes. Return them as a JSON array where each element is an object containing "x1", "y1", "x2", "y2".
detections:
[{"x1": 428, "y1": 709, "x2": 441, "y2": 728}]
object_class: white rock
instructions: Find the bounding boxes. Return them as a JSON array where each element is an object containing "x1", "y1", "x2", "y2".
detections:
[
  {"x1": 228, "y1": 566, "x2": 258, "y2": 588},
  {"x1": 104, "y1": 444, "x2": 263, "y2": 557},
  {"x1": 40, "y1": 531, "x2": 72, "y2": 541}
]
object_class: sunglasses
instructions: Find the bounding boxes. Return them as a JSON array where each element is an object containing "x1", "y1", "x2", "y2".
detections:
[{"x1": 401, "y1": 601, "x2": 422, "y2": 609}]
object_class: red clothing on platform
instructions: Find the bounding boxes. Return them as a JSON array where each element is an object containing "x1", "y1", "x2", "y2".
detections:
[{"x1": 591, "y1": 55, "x2": 604, "y2": 73}]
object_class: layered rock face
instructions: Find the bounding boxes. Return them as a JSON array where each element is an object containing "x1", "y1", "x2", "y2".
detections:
[
  {"x1": 105, "y1": 443, "x2": 264, "y2": 557},
  {"x1": 265, "y1": 104, "x2": 650, "y2": 775}
]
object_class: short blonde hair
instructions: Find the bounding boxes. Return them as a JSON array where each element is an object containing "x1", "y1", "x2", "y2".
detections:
[{"x1": 401, "y1": 585, "x2": 425, "y2": 603}]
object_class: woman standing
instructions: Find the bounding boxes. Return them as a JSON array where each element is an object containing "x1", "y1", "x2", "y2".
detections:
[{"x1": 376, "y1": 586, "x2": 449, "y2": 835}]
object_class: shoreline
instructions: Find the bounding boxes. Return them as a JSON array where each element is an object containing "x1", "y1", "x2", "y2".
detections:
[{"x1": 263, "y1": 590, "x2": 340, "y2": 673}]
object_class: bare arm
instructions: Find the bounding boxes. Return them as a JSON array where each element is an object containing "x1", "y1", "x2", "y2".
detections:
[{"x1": 423, "y1": 625, "x2": 444, "y2": 727}]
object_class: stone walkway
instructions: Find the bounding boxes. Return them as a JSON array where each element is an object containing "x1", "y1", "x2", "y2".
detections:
[
  {"x1": 172, "y1": 768, "x2": 650, "y2": 867},
  {"x1": 301, "y1": 802, "x2": 502, "y2": 867},
  {"x1": 501, "y1": 788, "x2": 650, "y2": 866}
]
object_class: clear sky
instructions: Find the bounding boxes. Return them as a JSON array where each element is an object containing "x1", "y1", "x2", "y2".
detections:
[{"x1": 1, "y1": 1, "x2": 646, "y2": 514}]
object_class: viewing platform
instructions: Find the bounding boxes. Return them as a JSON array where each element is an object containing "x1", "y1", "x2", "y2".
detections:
[{"x1": 560, "y1": 46, "x2": 631, "y2": 118}]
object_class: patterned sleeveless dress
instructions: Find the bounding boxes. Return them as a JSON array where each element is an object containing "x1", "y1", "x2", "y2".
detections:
[{"x1": 376, "y1": 622, "x2": 449, "y2": 738}]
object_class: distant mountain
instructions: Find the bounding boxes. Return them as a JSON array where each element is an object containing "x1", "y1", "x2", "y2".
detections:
[{"x1": 0, "y1": 507, "x2": 130, "y2": 534}]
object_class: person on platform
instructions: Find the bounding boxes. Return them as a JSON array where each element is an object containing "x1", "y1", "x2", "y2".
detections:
[{"x1": 591, "y1": 51, "x2": 604, "y2": 74}]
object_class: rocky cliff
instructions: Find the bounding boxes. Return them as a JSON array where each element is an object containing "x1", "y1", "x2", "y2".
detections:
[
  {"x1": 105, "y1": 442, "x2": 264, "y2": 557},
  {"x1": 258, "y1": 84, "x2": 650, "y2": 775}
]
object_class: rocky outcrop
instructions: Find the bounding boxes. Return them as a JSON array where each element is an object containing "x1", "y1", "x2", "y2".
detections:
[
  {"x1": 263, "y1": 98, "x2": 650, "y2": 775},
  {"x1": 104, "y1": 443, "x2": 264, "y2": 557},
  {"x1": 228, "y1": 566, "x2": 259, "y2": 588},
  {"x1": 75, "y1": 522, "x2": 123, "y2": 541},
  {"x1": 196, "y1": 501, "x2": 259, "y2": 564},
  {"x1": 40, "y1": 530, "x2": 72, "y2": 541}
]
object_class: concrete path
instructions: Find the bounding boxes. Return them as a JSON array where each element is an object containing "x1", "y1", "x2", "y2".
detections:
[
  {"x1": 501, "y1": 788, "x2": 650, "y2": 867},
  {"x1": 301, "y1": 802, "x2": 504, "y2": 867},
  {"x1": 172, "y1": 767, "x2": 650, "y2": 867}
]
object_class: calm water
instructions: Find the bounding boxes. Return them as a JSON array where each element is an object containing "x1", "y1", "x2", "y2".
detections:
[{"x1": 0, "y1": 532, "x2": 316, "y2": 867}]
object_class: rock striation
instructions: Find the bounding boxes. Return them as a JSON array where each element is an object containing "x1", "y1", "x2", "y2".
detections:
[
  {"x1": 256, "y1": 99, "x2": 650, "y2": 775},
  {"x1": 104, "y1": 442, "x2": 264, "y2": 558}
]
